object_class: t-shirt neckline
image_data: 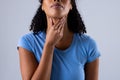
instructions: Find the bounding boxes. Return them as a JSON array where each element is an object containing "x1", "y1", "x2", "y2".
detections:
[
  {"x1": 40, "y1": 31, "x2": 76, "y2": 53},
  {"x1": 54, "y1": 33, "x2": 75, "y2": 53}
]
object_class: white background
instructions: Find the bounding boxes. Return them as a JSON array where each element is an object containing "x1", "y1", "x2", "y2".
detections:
[{"x1": 0, "y1": 0, "x2": 120, "y2": 80}]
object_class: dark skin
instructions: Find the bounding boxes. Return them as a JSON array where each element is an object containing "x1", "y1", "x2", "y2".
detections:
[{"x1": 18, "y1": 0, "x2": 99, "y2": 80}]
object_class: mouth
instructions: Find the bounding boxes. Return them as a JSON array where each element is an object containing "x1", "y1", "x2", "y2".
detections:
[{"x1": 51, "y1": 3, "x2": 64, "y2": 9}]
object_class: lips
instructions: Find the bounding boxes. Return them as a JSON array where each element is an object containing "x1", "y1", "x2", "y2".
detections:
[{"x1": 51, "y1": 3, "x2": 64, "y2": 9}]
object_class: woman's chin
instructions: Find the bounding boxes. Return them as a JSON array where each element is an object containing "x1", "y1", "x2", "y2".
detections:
[
  {"x1": 50, "y1": 14, "x2": 64, "y2": 19},
  {"x1": 47, "y1": 12, "x2": 66, "y2": 18}
]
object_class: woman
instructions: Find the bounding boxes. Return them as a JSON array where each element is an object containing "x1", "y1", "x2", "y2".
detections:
[{"x1": 17, "y1": 0, "x2": 100, "y2": 80}]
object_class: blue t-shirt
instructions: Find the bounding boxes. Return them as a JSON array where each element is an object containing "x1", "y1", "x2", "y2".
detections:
[{"x1": 17, "y1": 31, "x2": 100, "y2": 80}]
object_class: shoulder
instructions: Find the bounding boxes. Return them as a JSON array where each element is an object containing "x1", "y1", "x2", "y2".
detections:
[
  {"x1": 75, "y1": 33, "x2": 100, "y2": 63},
  {"x1": 76, "y1": 33, "x2": 100, "y2": 54},
  {"x1": 20, "y1": 32, "x2": 34, "y2": 40},
  {"x1": 75, "y1": 33, "x2": 96, "y2": 46},
  {"x1": 79, "y1": 34, "x2": 100, "y2": 62},
  {"x1": 17, "y1": 31, "x2": 45, "y2": 52},
  {"x1": 19, "y1": 31, "x2": 45, "y2": 40},
  {"x1": 17, "y1": 32, "x2": 34, "y2": 52}
]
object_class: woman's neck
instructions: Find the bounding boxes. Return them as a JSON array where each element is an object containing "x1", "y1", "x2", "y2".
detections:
[
  {"x1": 46, "y1": 16, "x2": 74, "y2": 50},
  {"x1": 55, "y1": 27, "x2": 73, "y2": 50}
]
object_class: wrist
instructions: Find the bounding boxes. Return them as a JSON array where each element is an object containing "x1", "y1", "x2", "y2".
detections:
[{"x1": 44, "y1": 42, "x2": 55, "y2": 49}]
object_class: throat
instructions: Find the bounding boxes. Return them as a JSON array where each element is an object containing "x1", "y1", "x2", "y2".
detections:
[{"x1": 55, "y1": 33, "x2": 74, "y2": 50}]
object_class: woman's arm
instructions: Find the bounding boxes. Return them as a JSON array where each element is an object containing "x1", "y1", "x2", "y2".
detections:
[
  {"x1": 84, "y1": 58, "x2": 99, "y2": 80},
  {"x1": 18, "y1": 47, "x2": 38, "y2": 80},
  {"x1": 18, "y1": 43, "x2": 54, "y2": 80},
  {"x1": 18, "y1": 17, "x2": 66, "y2": 80}
]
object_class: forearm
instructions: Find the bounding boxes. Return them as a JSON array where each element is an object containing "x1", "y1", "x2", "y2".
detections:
[{"x1": 31, "y1": 43, "x2": 54, "y2": 80}]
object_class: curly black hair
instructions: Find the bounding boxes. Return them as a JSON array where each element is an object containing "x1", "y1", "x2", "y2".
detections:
[{"x1": 30, "y1": 0, "x2": 86, "y2": 34}]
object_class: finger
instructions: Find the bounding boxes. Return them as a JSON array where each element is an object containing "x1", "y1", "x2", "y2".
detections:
[
  {"x1": 57, "y1": 24, "x2": 62, "y2": 33},
  {"x1": 59, "y1": 24, "x2": 65, "y2": 37},
  {"x1": 48, "y1": 17, "x2": 53, "y2": 26},
  {"x1": 49, "y1": 17, "x2": 57, "y2": 26},
  {"x1": 58, "y1": 19, "x2": 66, "y2": 34},
  {"x1": 57, "y1": 20, "x2": 66, "y2": 33},
  {"x1": 55, "y1": 17, "x2": 65, "y2": 29},
  {"x1": 54, "y1": 17, "x2": 66, "y2": 30},
  {"x1": 54, "y1": 21, "x2": 63, "y2": 30}
]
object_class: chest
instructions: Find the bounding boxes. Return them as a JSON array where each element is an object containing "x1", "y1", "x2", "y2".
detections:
[
  {"x1": 33, "y1": 40, "x2": 87, "y2": 80},
  {"x1": 50, "y1": 49, "x2": 86, "y2": 80}
]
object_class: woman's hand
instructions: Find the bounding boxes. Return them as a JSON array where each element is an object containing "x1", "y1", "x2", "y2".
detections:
[{"x1": 45, "y1": 16, "x2": 66, "y2": 47}]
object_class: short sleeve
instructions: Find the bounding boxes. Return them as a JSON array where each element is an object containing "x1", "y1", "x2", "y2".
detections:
[
  {"x1": 86, "y1": 37, "x2": 100, "y2": 63},
  {"x1": 17, "y1": 34, "x2": 33, "y2": 53}
]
